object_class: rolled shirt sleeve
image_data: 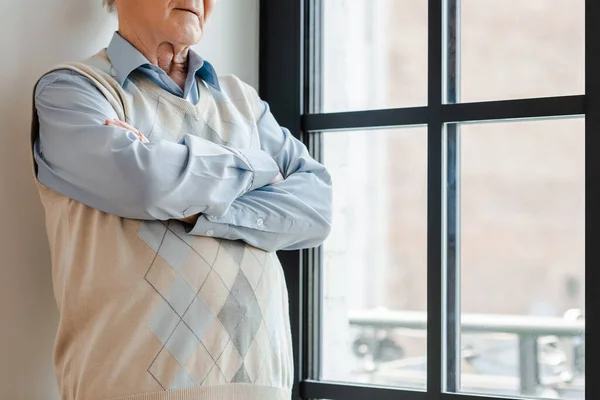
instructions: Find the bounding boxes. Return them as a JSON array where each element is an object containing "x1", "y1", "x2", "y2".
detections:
[
  {"x1": 34, "y1": 70, "x2": 281, "y2": 220},
  {"x1": 188, "y1": 100, "x2": 333, "y2": 252}
]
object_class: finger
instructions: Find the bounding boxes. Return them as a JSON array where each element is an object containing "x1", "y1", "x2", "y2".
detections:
[
  {"x1": 105, "y1": 118, "x2": 125, "y2": 126},
  {"x1": 133, "y1": 132, "x2": 149, "y2": 143},
  {"x1": 106, "y1": 119, "x2": 136, "y2": 133},
  {"x1": 105, "y1": 119, "x2": 148, "y2": 141},
  {"x1": 105, "y1": 119, "x2": 128, "y2": 130},
  {"x1": 107, "y1": 119, "x2": 133, "y2": 131}
]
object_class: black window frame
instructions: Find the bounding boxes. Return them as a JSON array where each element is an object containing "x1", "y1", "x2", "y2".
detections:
[{"x1": 259, "y1": 1, "x2": 598, "y2": 399}]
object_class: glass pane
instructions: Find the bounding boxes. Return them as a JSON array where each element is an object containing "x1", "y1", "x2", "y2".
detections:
[
  {"x1": 320, "y1": 0, "x2": 427, "y2": 112},
  {"x1": 461, "y1": 0, "x2": 584, "y2": 102},
  {"x1": 457, "y1": 118, "x2": 585, "y2": 399},
  {"x1": 321, "y1": 127, "x2": 427, "y2": 389}
]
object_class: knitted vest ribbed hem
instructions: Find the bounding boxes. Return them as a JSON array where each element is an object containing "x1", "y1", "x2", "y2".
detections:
[{"x1": 107, "y1": 384, "x2": 290, "y2": 400}]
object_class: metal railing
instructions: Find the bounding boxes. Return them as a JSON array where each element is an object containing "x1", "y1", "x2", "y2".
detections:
[{"x1": 348, "y1": 309, "x2": 585, "y2": 397}]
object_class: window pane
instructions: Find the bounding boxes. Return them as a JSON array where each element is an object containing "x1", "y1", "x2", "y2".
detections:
[
  {"x1": 320, "y1": 0, "x2": 427, "y2": 113},
  {"x1": 321, "y1": 127, "x2": 427, "y2": 389},
  {"x1": 457, "y1": 118, "x2": 585, "y2": 399},
  {"x1": 461, "y1": 0, "x2": 584, "y2": 102}
]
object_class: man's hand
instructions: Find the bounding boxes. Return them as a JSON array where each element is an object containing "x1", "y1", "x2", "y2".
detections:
[
  {"x1": 105, "y1": 119, "x2": 150, "y2": 143},
  {"x1": 178, "y1": 214, "x2": 200, "y2": 225}
]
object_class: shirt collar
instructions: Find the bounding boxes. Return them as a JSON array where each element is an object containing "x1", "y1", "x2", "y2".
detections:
[
  {"x1": 106, "y1": 32, "x2": 221, "y2": 91},
  {"x1": 187, "y1": 48, "x2": 221, "y2": 91}
]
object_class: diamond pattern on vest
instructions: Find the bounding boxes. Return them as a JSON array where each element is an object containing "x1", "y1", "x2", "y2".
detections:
[{"x1": 138, "y1": 220, "x2": 281, "y2": 390}]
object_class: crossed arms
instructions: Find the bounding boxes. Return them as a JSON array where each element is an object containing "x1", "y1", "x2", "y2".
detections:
[{"x1": 34, "y1": 70, "x2": 332, "y2": 252}]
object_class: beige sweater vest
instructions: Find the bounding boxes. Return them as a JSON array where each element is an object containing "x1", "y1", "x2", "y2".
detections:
[{"x1": 31, "y1": 51, "x2": 293, "y2": 400}]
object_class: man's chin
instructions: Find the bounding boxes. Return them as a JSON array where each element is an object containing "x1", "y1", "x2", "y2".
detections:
[{"x1": 171, "y1": 29, "x2": 203, "y2": 47}]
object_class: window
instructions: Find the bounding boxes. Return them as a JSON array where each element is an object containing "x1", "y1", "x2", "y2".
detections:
[
  {"x1": 259, "y1": 1, "x2": 596, "y2": 400},
  {"x1": 321, "y1": 126, "x2": 428, "y2": 389}
]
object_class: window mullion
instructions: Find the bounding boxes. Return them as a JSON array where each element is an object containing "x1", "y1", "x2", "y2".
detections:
[
  {"x1": 443, "y1": 0, "x2": 461, "y2": 393},
  {"x1": 427, "y1": 0, "x2": 444, "y2": 398},
  {"x1": 585, "y1": 1, "x2": 600, "y2": 400}
]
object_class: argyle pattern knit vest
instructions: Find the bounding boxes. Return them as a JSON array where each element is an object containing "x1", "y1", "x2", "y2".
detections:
[{"x1": 30, "y1": 50, "x2": 293, "y2": 400}]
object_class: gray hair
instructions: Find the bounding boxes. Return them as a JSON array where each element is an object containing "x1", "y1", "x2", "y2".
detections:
[{"x1": 103, "y1": 0, "x2": 116, "y2": 11}]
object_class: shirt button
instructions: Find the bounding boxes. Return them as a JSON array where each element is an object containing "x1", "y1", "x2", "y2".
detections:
[
  {"x1": 206, "y1": 230, "x2": 215, "y2": 237},
  {"x1": 256, "y1": 218, "x2": 264, "y2": 227}
]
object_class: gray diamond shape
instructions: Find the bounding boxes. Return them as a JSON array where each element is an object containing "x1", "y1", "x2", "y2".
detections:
[
  {"x1": 230, "y1": 312, "x2": 261, "y2": 358},
  {"x1": 217, "y1": 291, "x2": 245, "y2": 339},
  {"x1": 231, "y1": 269, "x2": 256, "y2": 305},
  {"x1": 228, "y1": 272, "x2": 262, "y2": 357},
  {"x1": 220, "y1": 240, "x2": 246, "y2": 265},
  {"x1": 231, "y1": 363, "x2": 252, "y2": 384}
]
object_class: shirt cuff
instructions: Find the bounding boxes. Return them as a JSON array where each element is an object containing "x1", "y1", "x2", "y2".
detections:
[
  {"x1": 187, "y1": 215, "x2": 231, "y2": 238},
  {"x1": 238, "y1": 148, "x2": 280, "y2": 192},
  {"x1": 206, "y1": 208, "x2": 270, "y2": 231}
]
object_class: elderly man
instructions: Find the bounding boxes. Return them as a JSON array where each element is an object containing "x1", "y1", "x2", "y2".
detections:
[{"x1": 31, "y1": 0, "x2": 331, "y2": 399}]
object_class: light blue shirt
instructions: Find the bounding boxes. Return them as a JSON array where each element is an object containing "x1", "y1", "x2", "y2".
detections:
[{"x1": 33, "y1": 33, "x2": 332, "y2": 252}]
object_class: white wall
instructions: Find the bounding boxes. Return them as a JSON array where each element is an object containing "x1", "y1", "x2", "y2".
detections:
[{"x1": 0, "y1": 1, "x2": 258, "y2": 397}]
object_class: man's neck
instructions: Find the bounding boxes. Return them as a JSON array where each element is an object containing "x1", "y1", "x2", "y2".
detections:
[{"x1": 118, "y1": 23, "x2": 190, "y2": 90}]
